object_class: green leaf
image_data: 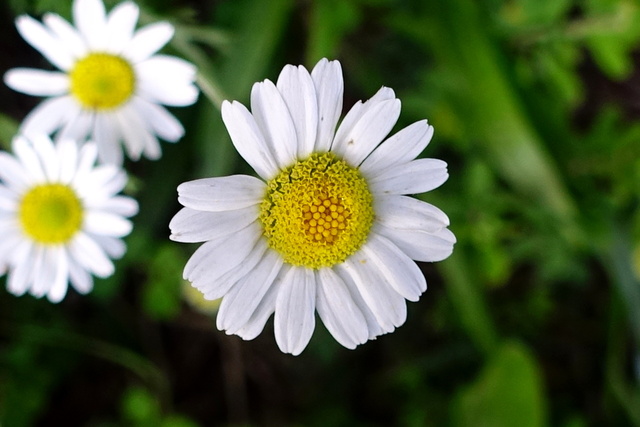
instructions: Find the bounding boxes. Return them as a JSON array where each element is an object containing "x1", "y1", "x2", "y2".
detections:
[
  {"x1": 121, "y1": 387, "x2": 161, "y2": 425},
  {"x1": 0, "y1": 113, "x2": 19, "y2": 150},
  {"x1": 194, "y1": 0, "x2": 295, "y2": 179},
  {"x1": 160, "y1": 415, "x2": 201, "y2": 427},
  {"x1": 452, "y1": 341, "x2": 546, "y2": 427},
  {"x1": 142, "y1": 244, "x2": 186, "y2": 320},
  {"x1": 307, "y1": 0, "x2": 361, "y2": 63}
]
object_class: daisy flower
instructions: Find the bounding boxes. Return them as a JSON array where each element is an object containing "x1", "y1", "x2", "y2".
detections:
[
  {"x1": 170, "y1": 58, "x2": 455, "y2": 355},
  {"x1": 0, "y1": 134, "x2": 138, "y2": 302},
  {"x1": 4, "y1": 0, "x2": 198, "y2": 165}
]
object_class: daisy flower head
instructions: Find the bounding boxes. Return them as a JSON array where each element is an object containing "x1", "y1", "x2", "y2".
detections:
[
  {"x1": 170, "y1": 58, "x2": 456, "y2": 355},
  {"x1": 4, "y1": 0, "x2": 199, "y2": 165},
  {"x1": 0, "y1": 134, "x2": 138, "y2": 302}
]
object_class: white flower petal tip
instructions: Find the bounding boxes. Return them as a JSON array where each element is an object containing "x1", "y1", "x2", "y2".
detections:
[
  {"x1": 360, "y1": 120, "x2": 434, "y2": 175},
  {"x1": 177, "y1": 175, "x2": 266, "y2": 212},
  {"x1": 172, "y1": 58, "x2": 454, "y2": 354},
  {"x1": 368, "y1": 158, "x2": 449, "y2": 195},
  {"x1": 274, "y1": 267, "x2": 316, "y2": 355},
  {"x1": 0, "y1": 134, "x2": 137, "y2": 302},
  {"x1": 10, "y1": 0, "x2": 198, "y2": 164}
]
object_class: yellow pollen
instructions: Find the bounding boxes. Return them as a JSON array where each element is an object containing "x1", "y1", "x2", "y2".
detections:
[
  {"x1": 19, "y1": 183, "x2": 84, "y2": 244},
  {"x1": 69, "y1": 53, "x2": 135, "y2": 110},
  {"x1": 259, "y1": 152, "x2": 374, "y2": 269}
]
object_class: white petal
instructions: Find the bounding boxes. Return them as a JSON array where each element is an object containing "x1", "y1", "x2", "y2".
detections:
[
  {"x1": 170, "y1": 205, "x2": 259, "y2": 243},
  {"x1": 375, "y1": 223, "x2": 456, "y2": 262},
  {"x1": 16, "y1": 15, "x2": 74, "y2": 70},
  {"x1": 0, "y1": 215, "x2": 17, "y2": 233},
  {"x1": 276, "y1": 64, "x2": 318, "y2": 159},
  {"x1": 137, "y1": 55, "x2": 196, "y2": 81},
  {"x1": 360, "y1": 120, "x2": 434, "y2": 176},
  {"x1": 235, "y1": 263, "x2": 288, "y2": 340},
  {"x1": 332, "y1": 86, "x2": 395, "y2": 154},
  {"x1": 0, "y1": 187, "x2": 17, "y2": 211},
  {"x1": 274, "y1": 267, "x2": 316, "y2": 355},
  {"x1": 250, "y1": 80, "x2": 298, "y2": 169},
  {"x1": 375, "y1": 195, "x2": 449, "y2": 233},
  {"x1": 310, "y1": 58, "x2": 343, "y2": 152},
  {"x1": 91, "y1": 234, "x2": 127, "y2": 259},
  {"x1": 105, "y1": 1, "x2": 139, "y2": 53},
  {"x1": 113, "y1": 107, "x2": 160, "y2": 161},
  {"x1": 13, "y1": 136, "x2": 48, "y2": 182},
  {"x1": 75, "y1": 165, "x2": 126, "y2": 200},
  {"x1": 68, "y1": 255, "x2": 93, "y2": 294},
  {"x1": 20, "y1": 96, "x2": 78, "y2": 138},
  {"x1": 69, "y1": 232, "x2": 115, "y2": 278},
  {"x1": 142, "y1": 132, "x2": 162, "y2": 160},
  {"x1": 29, "y1": 134, "x2": 60, "y2": 181},
  {"x1": 330, "y1": 265, "x2": 385, "y2": 340},
  {"x1": 177, "y1": 175, "x2": 266, "y2": 212},
  {"x1": 57, "y1": 110, "x2": 94, "y2": 142},
  {"x1": 7, "y1": 242, "x2": 35, "y2": 296},
  {"x1": 332, "y1": 98, "x2": 401, "y2": 167},
  {"x1": 45, "y1": 247, "x2": 70, "y2": 303},
  {"x1": 95, "y1": 195, "x2": 138, "y2": 216},
  {"x1": 130, "y1": 97, "x2": 184, "y2": 142},
  {"x1": 136, "y1": 56, "x2": 198, "y2": 107},
  {"x1": 73, "y1": 0, "x2": 108, "y2": 50},
  {"x1": 125, "y1": 22, "x2": 174, "y2": 63},
  {"x1": 84, "y1": 211, "x2": 132, "y2": 237},
  {"x1": 336, "y1": 253, "x2": 407, "y2": 332},
  {"x1": 74, "y1": 142, "x2": 99, "y2": 181},
  {"x1": 362, "y1": 233, "x2": 426, "y2": 302},
  {"x1": 93, "y1": 112, "x2": 123, "y2": 165},
  {"x1": 200, "y1": 238, "x2": 268, "y2": 301},
  {"x1": 56, "y1": 138, "x2": 79, "y2": 184},
  {"x1": 315, "y1": 267, "x2": 368, "y2": 349},
  {"x1": 0, "y1": 152, "x2": 30, "y2": 191},
  {"x1": 94, "y1": 166, "x2": 128, "y2": 197},
  {"x1": 221, "y1": 101, "x2": 279, "y2": 180},
  {"x1": 4, "y1": 68, "x2": 69, "y2": 96},
  {"x1": 42, "y1": 13, "x2": 87, "y2": 58},
  {"x1": 184, "y1": 221, "x2": 262, "y2": 286},
  {"x1": 368, "y1": 158, "x2": 449, "y2": 195},
  {"x1": 10, "y1": 136, "x2": 46, "y2": 185},
  {"x1": 112, "y1": 104, "x2": 149, "y2": 160},
  {"x1": 30, "y1": 245, "x2": 50, "y2": 297},
  {"x1": 217, "y1": 249, "x2": 283, "y2": 334},
  {"x1": 0, "y1": 235, "x2": 23, "y2": 276}
]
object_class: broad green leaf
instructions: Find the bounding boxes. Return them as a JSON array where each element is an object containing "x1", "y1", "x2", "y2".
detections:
[
  {"x1": 452, "y1": 341, "x2": 546, "y2": 427},
  {"x1": 142, "y1": 245, "x2": 186, "y2": 320}
]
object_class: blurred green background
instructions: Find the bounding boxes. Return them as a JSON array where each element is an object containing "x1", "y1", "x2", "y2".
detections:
[{"x1": 1, "y1": 0, "x2": 640, "y2": 425}]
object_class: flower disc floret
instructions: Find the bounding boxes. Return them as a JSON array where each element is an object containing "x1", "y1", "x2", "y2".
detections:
[
  {"x1": 70, "y1": 53, "x2": 135, "y2": 110},
  {"x1": 259, "y1": 152, "x2": 374, "y2": 269},
  {"x1": 19, "y1": 183, "x2": 84, "y2": 244}
]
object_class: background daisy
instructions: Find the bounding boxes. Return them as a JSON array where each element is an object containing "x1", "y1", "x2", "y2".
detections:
[
  {"x1": 3, "y1": 0, "x2": 198, "y2": 164},
  {"x1": 0, "y1": 134, "x2": 138, "y2": 302},
  {"x1": 170, "y1": 58, "x2": 456, "y2": 355}
]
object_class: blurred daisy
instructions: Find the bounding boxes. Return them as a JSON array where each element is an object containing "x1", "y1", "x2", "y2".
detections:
[
  {"x1": 170, "y1": 58, "x2": 455, "y2": 355},
  {"x1": 4, "y1": 0, "x2": 198, "y2": 165},
  {"x1": 0, "y1": 134, "x2": 138, "y2": 302}
]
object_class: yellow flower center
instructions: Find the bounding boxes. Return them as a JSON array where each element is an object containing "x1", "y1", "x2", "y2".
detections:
[
  {"x1": 19, "y1": 183, "x2": 84, "y2": 244},
  {"x1": 259, "y1": 152, "x2": 374, "y2": 269},
  {"x1": 69, "y1": 53, "x2": 136, "y2": 110}
]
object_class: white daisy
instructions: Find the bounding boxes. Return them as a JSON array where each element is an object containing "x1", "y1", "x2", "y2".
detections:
[
  {"x1": 170, "y1": 58, "x2": 456, "y2": 355},
  {"x1": 0, "y1": 134, "x2": 138, "y2": 302},
  {"x1": 4, "y1": 0, "x2": 198, "y2": 165}
]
